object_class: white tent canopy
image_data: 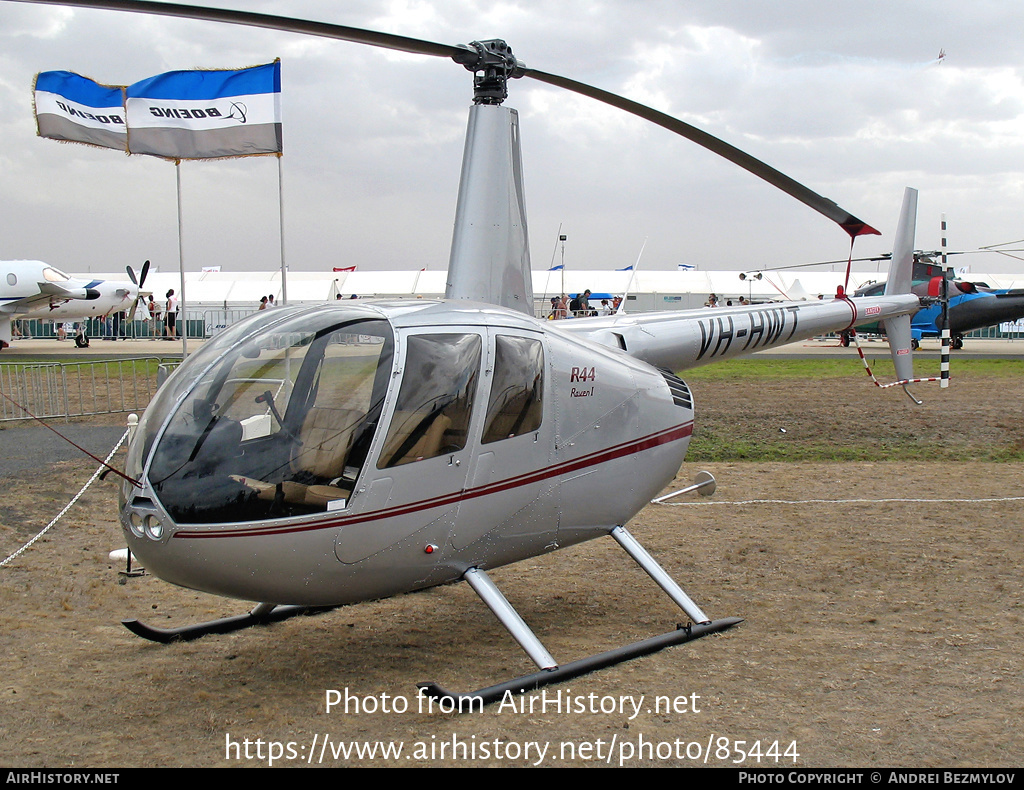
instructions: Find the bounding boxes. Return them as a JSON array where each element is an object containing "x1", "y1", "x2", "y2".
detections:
[{"x1": 76, "y1": 267, "x2": 1024, "y2": 317}]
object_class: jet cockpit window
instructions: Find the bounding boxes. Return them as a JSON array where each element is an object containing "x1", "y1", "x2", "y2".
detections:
[
  {"x1": 482, "y1": 335, "x2": 543, "y2": 444},
  {"x1": 41, "y1": 267, "x2": 71, "y2": 282},
  {"x1": 378, "y1": 333, "x2": 481, "y2": 468},
  {"x1": 145, "y1": 310, "x2": 394, "y2": 524}
]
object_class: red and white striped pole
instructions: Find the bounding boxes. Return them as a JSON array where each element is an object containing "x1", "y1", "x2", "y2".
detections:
[{"x1": 940, "y1": 214, "x2": 951, "y2": 389}]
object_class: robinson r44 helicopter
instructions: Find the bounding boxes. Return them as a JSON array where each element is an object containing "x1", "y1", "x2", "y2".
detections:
[{"x1": 21, "y1": 0, "x2": 928, "y2": 704}]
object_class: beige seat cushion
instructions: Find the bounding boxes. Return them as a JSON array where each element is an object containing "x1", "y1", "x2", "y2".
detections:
[
  {"x1": 380, "y1": 411, "x2": 453, "y2": 467},
  {"x1": 290, "y1": 406, "x2": 364, "y2": 479}
]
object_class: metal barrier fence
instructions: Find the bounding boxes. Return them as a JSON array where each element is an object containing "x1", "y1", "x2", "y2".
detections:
[
  {"x1": 11, "y1": 308, "x2": 254, "y2": 343},
  {"x1": 10, "y1": 305, "x2": 1024, "y2": 345},
  {"x1": 0, "y1": 357, "x2": 171, "y2": 422},
  {"x1": 966, "y1": 323, "x2": 1024, "y2": 340}
]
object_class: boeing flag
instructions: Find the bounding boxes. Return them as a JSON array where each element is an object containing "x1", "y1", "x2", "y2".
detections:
[
  {"x1": 34, "y1": 71, "x2": 126, "y2": 151},
  {"x1": 125, "y1": 61, "x2": 281, "y2": 160}
]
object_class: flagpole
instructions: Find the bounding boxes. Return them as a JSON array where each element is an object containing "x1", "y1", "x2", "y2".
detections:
[
  {"x1": 617, "y1": 238, "x2": 646, "y2": 315},
  {"x1": 277, "y1": 153, "x2": 288, "y2": 306},
  {"x1": 175, "y1": 159, "x2": 187, "y2": 359},
  {"x1": 560, "y1": 234, "x2": 566, "y2": 296}
]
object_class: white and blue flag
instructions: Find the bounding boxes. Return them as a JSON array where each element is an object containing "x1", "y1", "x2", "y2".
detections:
[
  {"x1": 125, "y1": 61, "x2": 281, "y2": 160},
  {"x1": 34, "y1": 71, "x2": 127, "y2": 151}
]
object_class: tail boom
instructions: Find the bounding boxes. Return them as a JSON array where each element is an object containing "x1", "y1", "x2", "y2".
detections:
[{"x1": 559, "y1": 292, "x2": 919, "y2": 373}]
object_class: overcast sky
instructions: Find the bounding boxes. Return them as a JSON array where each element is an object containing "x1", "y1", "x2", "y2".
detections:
[{"x1": 2, "y1": 0, "x2": 1023, "y2": 277}]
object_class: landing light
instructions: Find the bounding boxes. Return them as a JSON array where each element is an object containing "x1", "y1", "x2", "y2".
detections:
[
  {"x1": 143, "y1": 515, "x2": 164, "y2": 541},
  {"x1": 127, "y1": 512, "x2": 144, "y2": 538}
]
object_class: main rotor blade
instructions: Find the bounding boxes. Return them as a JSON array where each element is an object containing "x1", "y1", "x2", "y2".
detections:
[
  {"x1": 522, "y1": 67, "x2": 880, "y2": 238},
  {"x1": 9, "y1": 0, "x2": 463, "y2": 59},
  {"x1": 17, "y1": 0, "x2": 880, "y2": 237}
]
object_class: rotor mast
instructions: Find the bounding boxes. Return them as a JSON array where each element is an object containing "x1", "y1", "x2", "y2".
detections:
[{"x1": 445, "y1": 39, "x2": 534, "y2": 314}]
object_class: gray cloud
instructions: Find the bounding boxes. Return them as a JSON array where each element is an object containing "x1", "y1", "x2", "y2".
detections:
[{"x1": 1, "y1": 0, "x2": 1021, "y2": 276}]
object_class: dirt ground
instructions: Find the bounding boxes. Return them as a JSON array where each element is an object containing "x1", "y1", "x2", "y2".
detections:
[{"x1": 1, "y1": 372, "x2": 1021, "y2": 768}]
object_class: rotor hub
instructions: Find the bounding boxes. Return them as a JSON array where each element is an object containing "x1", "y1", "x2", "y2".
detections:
[{"x1": 453, "y1": 39, "x2": 524, "y2": 105}]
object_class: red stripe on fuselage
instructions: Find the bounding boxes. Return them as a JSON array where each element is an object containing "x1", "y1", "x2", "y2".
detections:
[{"x1": 172, "y1": 421, "x2": 693, "y2": 540}]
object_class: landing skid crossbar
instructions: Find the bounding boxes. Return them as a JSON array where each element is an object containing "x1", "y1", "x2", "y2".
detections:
[
  {"x1": 122, "y1": 603, "x2": 336, "y2": 643},
  {"x1": 418, "y1": 617, "x2": 741, "y2": 706}
]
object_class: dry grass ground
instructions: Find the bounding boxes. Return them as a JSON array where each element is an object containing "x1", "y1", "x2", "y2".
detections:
[{"x1": 0, "y1": 367, "x2": 1021, "y2": 768}]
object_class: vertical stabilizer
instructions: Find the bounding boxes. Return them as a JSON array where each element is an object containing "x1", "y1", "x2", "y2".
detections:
[
  {"x1": 446, "y1": 104, "x2": 533, "y2": 314},
  {"x1": 882, "y1": 187, "x2": 918, "y2": 382}
]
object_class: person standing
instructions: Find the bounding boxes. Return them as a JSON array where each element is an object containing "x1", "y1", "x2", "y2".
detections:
[
  {"x1": 110, "y1": 310, "x2": 124, "y2": 340},
  {"x1": 578, "y1": 288, "x2": 593, "y2": 317},
  {"x1": 165, "y1": 289, "x2": 178, "y2": 340},
  {"x1": 568, "y1": 292, "x2": 582, "y2": 317},
  {"x1": 148, "y1": 295, "x2": 160, "y2": 339}
]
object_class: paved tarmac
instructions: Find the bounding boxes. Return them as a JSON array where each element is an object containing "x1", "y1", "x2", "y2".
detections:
[
  {"x1": 0, "y1": 422, "x2": 128, "y2": 477},
  {"x1": 758, "y1": 335, "x2": 1024, "y2": 359},
  {"x1": 1, "y1": 336, "x2": 201, "y2": 360}
]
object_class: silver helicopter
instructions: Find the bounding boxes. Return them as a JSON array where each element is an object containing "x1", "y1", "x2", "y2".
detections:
[{"x1": 18, "y1": 0, "x2": 924, "y2": 704}]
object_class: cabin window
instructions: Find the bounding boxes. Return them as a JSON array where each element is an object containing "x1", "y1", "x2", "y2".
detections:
[
  {"x1": 6, "y1": 273, "x2": 15, "y2": 286},
  {"x1": 482, "y1": 335, "x2": 543, "y2": 444},
  {"x1": 378, "y1": 333, "x2": 481, "y2": 468}
]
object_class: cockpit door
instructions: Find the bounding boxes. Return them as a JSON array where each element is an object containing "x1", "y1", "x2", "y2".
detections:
[{"x1": 334, "y1": 329, "x2": 483, "y2": 565}]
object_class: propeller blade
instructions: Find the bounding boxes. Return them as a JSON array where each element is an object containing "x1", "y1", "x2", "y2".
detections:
[
  {"x1": 125, "y1": 260, "x2": 149, "y2": 321},
  {"x1": 19, "y1": 0, "x2": 880, "y2": 237},
  {"x1": 521, "y1": 67, "x2": 879, "y2": 238}
]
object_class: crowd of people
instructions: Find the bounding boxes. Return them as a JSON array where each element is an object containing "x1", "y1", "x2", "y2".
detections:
[
  {"x1": 544, "y1": 290, "x2": 766, "y2": 319},
  {"x1": 547, "y1": 289, "x2": 622, "y2": 319},
  {"x1": 48, "y1": 288, "x2": 181, "y2": 346},
  {"x1": 704, "y1": 293, "x2": 750, "y2": 308}
]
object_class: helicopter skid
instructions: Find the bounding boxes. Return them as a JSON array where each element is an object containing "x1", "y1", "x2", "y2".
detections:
[
  {"x1": 418, "y1": 527, "x2": 742, "y2": 709},
  {"x1": 122, "y1": 602, "x2": 337, "y2": 643},
  {"x1": 417, "y1": 617, "x2": 743, "y2": 708}
]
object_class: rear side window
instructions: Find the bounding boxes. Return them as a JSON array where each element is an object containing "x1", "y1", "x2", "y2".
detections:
[
  {"x1": 378, "y1": 333, "x2": 481, "y2": 467},
  {"x1": 482, "y1": 335, "x2": 543, "y2": 444}
]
